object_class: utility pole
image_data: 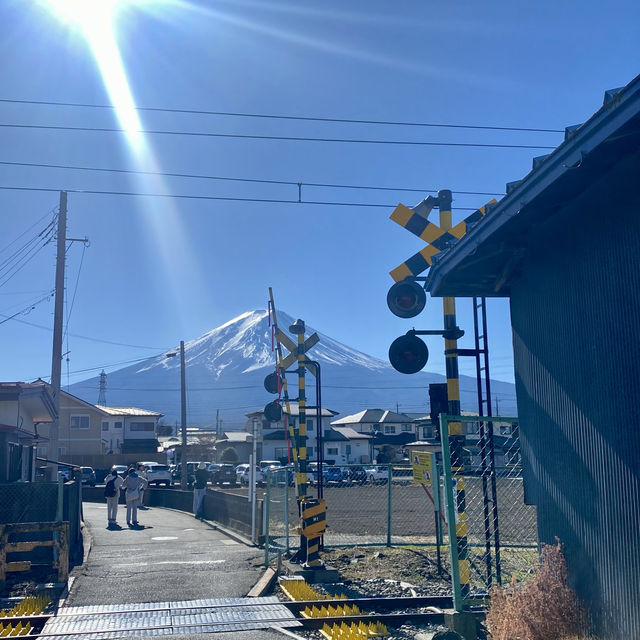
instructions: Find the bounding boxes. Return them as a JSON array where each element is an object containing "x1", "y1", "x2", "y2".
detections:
[
  {"x1": 180, "y1": 340, "x2": 187, "y2": 491},
  {"x1": 47, "y1": 191, "x2": 67, "y2": 481}
]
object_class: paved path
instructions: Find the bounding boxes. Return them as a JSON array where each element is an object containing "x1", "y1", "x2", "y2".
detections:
[{"x1": 61, "y1": 503, "x2": 288, "y2": 640}]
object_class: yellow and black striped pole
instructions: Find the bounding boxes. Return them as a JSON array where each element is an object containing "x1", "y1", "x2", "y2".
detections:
[
  {"x1": 289, "y1": 320, "x2": 325, "y2": 568},
  {"x1": 438, "y1": 189, "x2": 470, "y2": 601}
]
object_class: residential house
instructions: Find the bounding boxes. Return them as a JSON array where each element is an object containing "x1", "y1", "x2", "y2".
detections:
[
  {"x1": 245, "y1": 402, "x2": 339, "y2": 464},
  {"x1": 96, "y1": 405, "x2": 162, "y2": 455},
  {"x1": 331, "y1": 409, "x2": 416, "y2": 462},
  {"x1": 0, "y1": 382, "x2": 56, "y2": 482},
  {"x1": 213, "y1": 431, "x2": 253, "y2": 464},
  {"x1": 33, "y1": 382, "x2": 163, "y2": 460}
]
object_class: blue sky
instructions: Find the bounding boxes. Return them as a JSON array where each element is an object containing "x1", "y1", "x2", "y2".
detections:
[{"x1": 1, "y1": 0, "x2": 638, "y2": 391}]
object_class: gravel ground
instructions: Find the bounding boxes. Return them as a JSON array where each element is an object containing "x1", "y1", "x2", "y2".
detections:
[{"x1": 270, "y1": 546, "x2": 466, "y2": 640}]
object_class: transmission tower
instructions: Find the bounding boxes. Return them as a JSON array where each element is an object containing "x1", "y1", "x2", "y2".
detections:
[{"x1": 98, "y1": 370, "x2": 107, "y2": 405}]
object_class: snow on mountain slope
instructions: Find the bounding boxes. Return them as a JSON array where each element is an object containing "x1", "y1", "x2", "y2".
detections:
[{"x1": 69, "y1": 309, "x2": 516, "y2": 428}]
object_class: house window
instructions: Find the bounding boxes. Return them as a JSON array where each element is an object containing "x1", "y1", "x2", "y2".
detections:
[
  {"x1": 307, "y1": 446, "x2": 314, "y2": 457},
  {"x1": 70, "y1": 415, "x2": 89, "y2": 429},
  {"x1": 274, "y1": 447, "x2": 288, "y2": 460},
  {"x1": 500, "y1": 425, "x2": 512, "y2": 436},
  {"x1": 468, "y1": 423, "x2": 480, "y2": 435},
  {"x1": 101, "y1": 421, "x2": 109, "y2": 431},
  {"x1": 327, "y1": 447, "x2": 338, "y2": 455},
  {"x1": 346, "y1": 445, "x2": 351, "y2": 455},
  {"x1": 384, "y1": 425, "x2": 396, "y2": 434},
  {"x1": 114, "y1": 421, "x2": 122, "y2": 429},
  {"x1": 307, "y1": 419, "x2": 314, "y2": 432},
  {"x1": 130, "y1": 422, "x2": 155, "y2": 432},
  {"x1": 401, "y1": 424, "x2": 413, "y2": 432}
]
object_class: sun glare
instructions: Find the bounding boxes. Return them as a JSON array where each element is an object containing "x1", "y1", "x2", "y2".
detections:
[
  {"x1": 41, "y1": 0, "x2": 208, "y2": 327},
  {"x1": 43, "y1": 0, "x2": 146, "y2": 150}
]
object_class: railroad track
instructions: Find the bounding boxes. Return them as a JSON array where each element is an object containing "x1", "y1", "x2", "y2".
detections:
[{"x1": 0, "y1": 593, "x2": 486, "y2": 637}]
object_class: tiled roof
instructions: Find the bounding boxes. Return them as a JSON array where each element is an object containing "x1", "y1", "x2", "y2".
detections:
[
  {"x1": 246, "y1": 401, "x2": 338, "y2": 418},
  {"x1": 96, "y1": 405, "x2": 163, "y2": 417},
  {"x1": 331, "y1": 409, "x2": 412, "y2": 425}
]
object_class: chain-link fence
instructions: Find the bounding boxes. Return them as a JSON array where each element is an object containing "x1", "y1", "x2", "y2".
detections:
[
  {"x1": 264, "y1": 420, "x2": 538, "y2": 597},
  {"x1": 264, "y1": 464, "x2": 450, "y2": 561},
  {"x1": 0, "y1": 482, "x2": 60, "y2": 524}
]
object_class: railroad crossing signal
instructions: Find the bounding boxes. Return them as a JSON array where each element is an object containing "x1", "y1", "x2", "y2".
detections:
[
  {"x1": 275, "y1": 328, "x2": 320, "y2": 374},
  {"x1": 388, "y1": 333, "x2": 429, "y2": 374},
  {"x1": 387, "y1": 278, "x2": 426, "y2": 318},
  {"x1": 389, "y1": 198, "x2": 497, "y2": 282}
]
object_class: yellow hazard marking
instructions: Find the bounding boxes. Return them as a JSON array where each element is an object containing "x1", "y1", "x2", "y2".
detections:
[
  {"x1": 459, "y1": 560, "x2": 470, "y2": 584},
  {"x1": 302, "y1": 500, "x2": 326, "y2": 518},
  {"x1": 390, "y1": 263, "x2": 413, "y2": 282},
  {"x1": 390, "y1": 203, "x2": 413, "y2": 226}
]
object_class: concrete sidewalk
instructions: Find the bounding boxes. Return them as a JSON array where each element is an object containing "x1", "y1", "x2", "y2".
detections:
[{"x1": 62, "y1": 503, "x2": 287, "y2": 640}]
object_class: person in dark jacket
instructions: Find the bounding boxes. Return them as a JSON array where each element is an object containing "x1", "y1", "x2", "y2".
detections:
[{"x1": 193, "y1": 462, "x2": 209, "y2": 519}]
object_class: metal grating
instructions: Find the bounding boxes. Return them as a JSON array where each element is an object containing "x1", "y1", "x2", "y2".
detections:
[{"x1": 39, "y1": 596, "x2": 301, "y2": 639}]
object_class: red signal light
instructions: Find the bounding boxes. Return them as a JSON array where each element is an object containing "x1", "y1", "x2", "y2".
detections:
[
  {"x1": 388, "y1": 334, "x2": 429, "y2": 374},
  {"x1": 387, "y1": 279, "x2": 426, "y2": 318}
]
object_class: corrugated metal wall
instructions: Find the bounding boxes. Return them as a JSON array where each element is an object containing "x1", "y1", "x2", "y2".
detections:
[{"x1": 511, "y1": 199, "x2": 640, "y2": 638}]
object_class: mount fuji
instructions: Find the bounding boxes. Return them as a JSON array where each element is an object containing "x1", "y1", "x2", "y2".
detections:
[{"x1": 68, "y1": 310, "x2": 517, "y2": 429}]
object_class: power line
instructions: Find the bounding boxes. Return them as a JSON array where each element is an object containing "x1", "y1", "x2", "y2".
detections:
[
  {"x1": 0, "y1": 97, "x2": 564, "y2": 133},
  {"x1": 0, "y1": 220, "x2": 56, "y2": 289},
  {"x1": 0, "y1": 206, "x2": 57, "y2": 257},
  {"x1": 0, "y1": 123, "x2": 557, "y2": 150},
  {"x1": 0, "y1": 185, "x2": 481, "y2": 210},
  {"x1": 0, "y1": 160, "x2": 505, "y2": 197},
  {"x1": 0, "y1": 309, "x2": 169, "y2": 350},
  {"x1": 0, "y1": 291, "x2": 54, "y2": 326}
]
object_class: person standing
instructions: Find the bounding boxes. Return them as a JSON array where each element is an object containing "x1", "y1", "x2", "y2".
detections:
[
  {"x1": 104, "y1": 467, "x2": 124, "y2": 529},
  {"x1": 193, "y1": 462, "x2": 209, "y2": 519},
  {"x1": 121, "y1": 466, "x2": 147, "y2": 527},
  {"x1": 137, "y1": 464, "x2": 150, "y2": 511}
]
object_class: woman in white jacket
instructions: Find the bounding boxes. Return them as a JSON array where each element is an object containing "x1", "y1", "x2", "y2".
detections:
[{"x1": 121, "y1": 467, "x2": 147, "y2": 527}]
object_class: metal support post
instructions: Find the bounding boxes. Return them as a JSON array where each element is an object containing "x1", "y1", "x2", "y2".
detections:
[
  {"x1": 386, "y1": 463, "x2": 393, "y2": 547},
  {"x1": 438, "y1": 189, "x2": 470, "y2": 602},
  {"x1": 180, "y1": 341, "x2": 187, "y2": 491},
  {"x1": 251, "y1": 418, "x2": 258, "y2": 544},
  {"x1": 440, "y1": 414, "x2": 462, "y2": 611}
]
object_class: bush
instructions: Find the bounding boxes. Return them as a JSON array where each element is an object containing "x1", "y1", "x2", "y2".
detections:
[
  {"x1": 220, "y1": 447, "x2": 238, "y2": 463},
  {"x1": 486, "y1": 541, "x2": 589, "y2": 640}
]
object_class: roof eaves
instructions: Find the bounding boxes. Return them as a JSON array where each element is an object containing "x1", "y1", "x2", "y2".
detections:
[{"x1": 427, "y1": 76, "x2": 640, "y2": 294}]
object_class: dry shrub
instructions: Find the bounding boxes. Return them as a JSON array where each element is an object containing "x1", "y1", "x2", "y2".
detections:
[{"x1": 485, "y1": 541, "x2": 589, "y2": 640}]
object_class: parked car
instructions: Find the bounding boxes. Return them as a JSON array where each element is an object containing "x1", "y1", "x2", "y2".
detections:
[
  {"x1": 171, "y1": 462, "x2": 199, "y2": 486},
  {"x1": 112, "y1": 464, "x2": 128, "y2": 477},
  {"x1": 307, "y1": 462, "x2": 329, "y2": 485},
  {"x1": 364, "y1": 465, "x2": 389, "y2": 484},
  {"x1": 342, "y1": 466, "x2": 367, "y2": 484},
  {"x1": 139, "y1": 462, "x2": 172, "y2": 486},
  {"x1": 210, "y1": 463, "x2": 237, "y2": 486},
  {"x1": 58, "y1": 466, "x2": 72, "y2": 482},
  {"x1": 80, "y1": 466, "x2": 96, "y2": 486},
  {"x1": 259, "y1": 460, "x2": 281, "y2": 470},
  {"x1": 322, "y1": 465, "x2": 344, "y2": 484},
  {"x1": 236, "y1": 464, "x2": 265, "y2": 486}
]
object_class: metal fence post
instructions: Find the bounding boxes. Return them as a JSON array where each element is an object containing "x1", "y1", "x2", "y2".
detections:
[
  {"x1": 440, "y1": 414, "x2": 463, "y2": 611},
  {"x1": 386, "y1": 464, "x2": 393, "y2": 547},
  {"x1": 285, "y1": 470, "x2": 290, "y2": 553},
  {"x1": 264, "y1": 470, "x2": 271, "y2": 566}
]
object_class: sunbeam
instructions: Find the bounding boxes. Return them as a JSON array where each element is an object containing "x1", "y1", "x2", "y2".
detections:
[{"x1": 40, "y1": 0, "x2": 208, "y2": 329}]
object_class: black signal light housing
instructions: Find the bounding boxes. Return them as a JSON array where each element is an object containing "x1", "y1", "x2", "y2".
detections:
[{"x1": 387, "y1": 279, "x2": 426, "y2": 318}]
